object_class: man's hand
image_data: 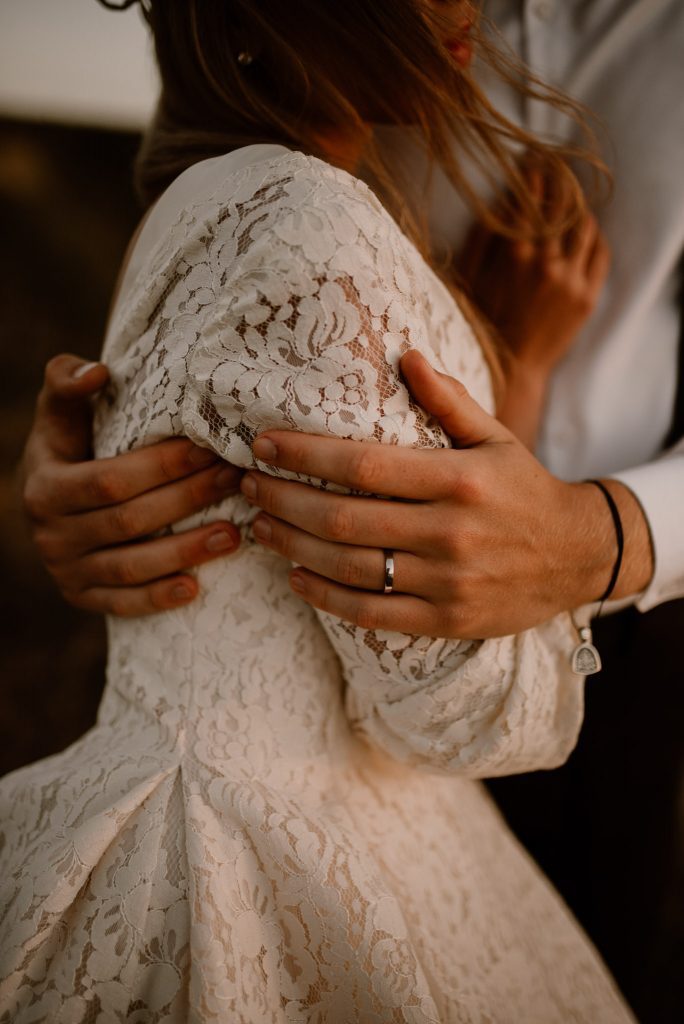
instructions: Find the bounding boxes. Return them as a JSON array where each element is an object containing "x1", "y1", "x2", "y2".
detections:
[
  {"x1": 21, "y1": 354, "x2": 242, "y2": 617},
  {"x1": 240, "y1": 350, "x2": 654, "y2": 639}
]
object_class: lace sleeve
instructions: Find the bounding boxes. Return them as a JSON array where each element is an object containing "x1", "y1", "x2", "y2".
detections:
[{"x1": 180, "y1": 184, "x2": 583, "y2": 780}]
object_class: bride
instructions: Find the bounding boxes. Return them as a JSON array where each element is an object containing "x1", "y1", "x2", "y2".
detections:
[{"x1": 0, "y1": 1, "x2": 633, "y2": 1021}]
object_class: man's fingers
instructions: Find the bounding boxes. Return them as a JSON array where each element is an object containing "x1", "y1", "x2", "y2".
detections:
[
  {"x1": 68, "y1": 574, "x2": 201, "y2": 618},
  {"x1": 26, "y1": 441, "x2": 236, "y2": 518},
  {"x1": 287, "y1": 569, "x2": 439, "y2": 635},
  {"x1": 252, "y1": 433, "x2": 461, "y2": 501},
  {"x1": 400, "y1": 350, "x2": 507, "y2": 447},
  {"x1": 252, "y1": 513, "x2": 429, "y2": 595},
  {"x1": 251, "y1": 353, "x2": 509, "y2": 497},
  {"x1": 241, "y1": 473, "x2": 436, "y2": 551},
  {"x1": 70, "y1": 522, "x2": 240, "y2": 589}
]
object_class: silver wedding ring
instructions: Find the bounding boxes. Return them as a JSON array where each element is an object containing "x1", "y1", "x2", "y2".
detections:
[{"x1": 383, "y1": 550, "x2": 395, "y2": 594}]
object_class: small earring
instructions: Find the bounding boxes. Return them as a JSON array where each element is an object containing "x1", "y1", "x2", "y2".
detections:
[{"x1": 237, "y1": 51, "x2": 254, "y2": 67}]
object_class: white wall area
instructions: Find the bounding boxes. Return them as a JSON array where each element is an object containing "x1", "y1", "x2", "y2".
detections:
[{"x1": 0, "y1": 0, "x2": 158, "y2": 129}]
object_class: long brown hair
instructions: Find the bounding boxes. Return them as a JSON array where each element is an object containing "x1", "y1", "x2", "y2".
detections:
[
  {"x1": 100, "y1": 0, "x2": 608, "y2": 385},
  {"x1": 127, "y1": 4, "x2": 603, "y2": 217}
]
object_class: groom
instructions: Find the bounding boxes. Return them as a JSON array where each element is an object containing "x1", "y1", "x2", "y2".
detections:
[{"x1": 20, "y1": 2, "x2": 684, "y2": 1020}]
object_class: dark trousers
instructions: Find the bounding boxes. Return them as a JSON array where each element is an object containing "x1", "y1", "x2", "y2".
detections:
[{"x1": 488, "y1": 600, "x2": 684, "y2": 1024}]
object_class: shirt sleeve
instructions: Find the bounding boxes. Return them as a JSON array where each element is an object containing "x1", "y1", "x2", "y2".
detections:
[
  {"x1": 180, "y1": 201, "x2": 584, "y2": 780},
  {"x1": 611, "y1": 437, "x2": 684, "y2": 610}
]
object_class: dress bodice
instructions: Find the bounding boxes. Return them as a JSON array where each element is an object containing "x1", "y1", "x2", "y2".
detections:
[{"x1": 95, "y1": 146, "x2": 581, "y2": 782}]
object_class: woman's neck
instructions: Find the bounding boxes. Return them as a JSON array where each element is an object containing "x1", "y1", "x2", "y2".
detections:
[{"x1": 315, "y1": 123, "x2": 371, "y2": 172}]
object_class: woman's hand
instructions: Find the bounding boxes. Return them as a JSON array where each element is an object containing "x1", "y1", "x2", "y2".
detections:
[
  {"x1": 459, "y1": 167, "x2": 611, "y2": 445},
  {"x1": 20, "y1": 355, "x2": 243, "y2": 616},
  {"x1": 241, "y1": 351, "x2": 654, "y2": 639}
]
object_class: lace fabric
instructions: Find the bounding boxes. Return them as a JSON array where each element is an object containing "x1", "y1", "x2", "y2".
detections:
[{"x1": 0, "y1": 150, "x2": 633, "y2": 1022}]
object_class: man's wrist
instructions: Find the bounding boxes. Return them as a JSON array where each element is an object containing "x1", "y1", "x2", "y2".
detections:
[
  {"x1": 561, "y1": 478, "x2": 655, "y2": 608},
  {"x1": 599, "y1": 479, "x2": 654, "y2": 600},
  {"x1": 560, "y1": 481, "x2": 615, "y2": 607}
]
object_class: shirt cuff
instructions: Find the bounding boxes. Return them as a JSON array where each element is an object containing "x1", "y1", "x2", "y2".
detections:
[{"x1": 611, "y1": 451, "x2": 684, "y2": 611}]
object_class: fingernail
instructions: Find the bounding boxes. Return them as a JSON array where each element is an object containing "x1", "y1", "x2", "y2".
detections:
[
  {"x1": 252, "y1": 516, "x2": 272, "y2": 542},
  {"x1": 73, "y1": 361, "x2": 100, "y2": 380},
  {"x1": 205, "y1": 529, "x2": 236, "y2": 552},
  {"x1": 241, "y1": 474, "x2": 257, "y2": 500},
  {"x1": 290, "y1": 572, "x2": 305, "y2": 594},
  {"x1": 253, "y1": 437, "x2": 278, "y2": 463},
  {"x1": 216, "y1": 467, "x2": 238, "y2": 491},
  {"x1": 189, "y1": 445, "x2": 218, "y2": 467},
  {"x1": 171, "y1": 583, "x2": 193, "y2": 603}
]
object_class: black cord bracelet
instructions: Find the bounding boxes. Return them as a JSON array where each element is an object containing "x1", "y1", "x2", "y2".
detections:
[
  {"x1": 570, "y1": 479, "x2": 625, "y2": 675},
  {"x1": 587, "y1": 479, "x2": 625, "y2": 608}
]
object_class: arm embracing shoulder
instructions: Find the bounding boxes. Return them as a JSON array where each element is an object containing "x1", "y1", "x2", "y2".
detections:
[{"x1": 180, "y1": 203, "x2": 584, "y2": 779}]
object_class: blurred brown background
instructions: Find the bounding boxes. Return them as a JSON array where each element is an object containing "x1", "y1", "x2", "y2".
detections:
[{"x1": 0, "y1": 117, "x2": 141, "y2": 775}]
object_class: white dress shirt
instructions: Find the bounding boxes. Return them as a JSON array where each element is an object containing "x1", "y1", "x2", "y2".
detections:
[{"x1": 427, "y1": 0, "x2": 684, "y2": 610}]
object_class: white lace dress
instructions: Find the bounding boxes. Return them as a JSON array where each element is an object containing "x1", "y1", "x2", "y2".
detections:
[{"x1": 0, "y1": 146, "x2": 634, "y2": 1024}]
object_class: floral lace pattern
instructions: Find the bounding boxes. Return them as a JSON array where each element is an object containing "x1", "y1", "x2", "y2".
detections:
[{"x1": 0, "y1": 150, "x2": 633, "y2": 1023}]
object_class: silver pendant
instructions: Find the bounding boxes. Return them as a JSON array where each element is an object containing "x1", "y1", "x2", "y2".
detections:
[{"x1": 571, "y1": 627, "x2": 602, "y2": 676}]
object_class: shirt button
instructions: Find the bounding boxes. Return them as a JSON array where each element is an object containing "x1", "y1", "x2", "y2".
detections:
[{"x1": 532, "y1": 0, "x2": 555, "y2": 20}]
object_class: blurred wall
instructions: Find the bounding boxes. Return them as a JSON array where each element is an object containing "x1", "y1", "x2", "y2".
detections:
[
  {"x1": 0, "y1": 2, "x2": 159, "y2": 775},
  {"x1": 0, "y1": 119, "x2": 143, "y2": 775},
  {"x1": 0, "y1": 0, "x2": 157, "y2": 129}
]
